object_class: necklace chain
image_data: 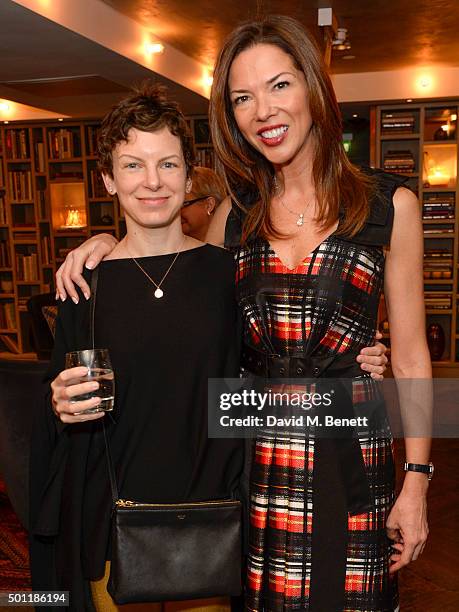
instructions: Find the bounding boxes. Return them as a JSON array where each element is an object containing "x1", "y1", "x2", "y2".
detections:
[
  {"x1": 126, "y1": 237, "x2": 186, "y2": 299},
  {"x1": 273, "y1": 176, "x2": 310, "y2": 227}
]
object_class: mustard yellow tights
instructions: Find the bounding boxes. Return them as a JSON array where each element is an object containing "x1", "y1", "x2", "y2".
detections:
[{"x1": 90, "y1": 562, "x2": 231, "y2": 612}]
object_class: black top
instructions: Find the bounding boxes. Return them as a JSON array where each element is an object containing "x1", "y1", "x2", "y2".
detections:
[
  {"x1": 29, "y1": 244, "x2": 244, "y2": 610},
  {"x1": 224, "y1": 168, "x2": 408, "y2": 250}
]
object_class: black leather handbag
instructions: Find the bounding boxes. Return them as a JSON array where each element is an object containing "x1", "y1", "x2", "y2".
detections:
[
  {"x1": 107, "y1": 493, "x2": 242, "y2": 603},
  {"x1": 90, "y1": 270, "x2": 242, "y2": 604}
]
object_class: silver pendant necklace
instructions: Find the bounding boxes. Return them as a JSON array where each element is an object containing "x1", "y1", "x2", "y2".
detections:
[
  {"x1": 273, "y1": 176, "x2": 309, "y2": 227},
  {"x1": 126, "y1": 238, "x2": 186, "y2": 299}
]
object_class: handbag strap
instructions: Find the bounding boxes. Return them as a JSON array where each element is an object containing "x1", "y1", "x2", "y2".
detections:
[{"x1": 89, "y1": 269, "x2": 120, "y2": 505}]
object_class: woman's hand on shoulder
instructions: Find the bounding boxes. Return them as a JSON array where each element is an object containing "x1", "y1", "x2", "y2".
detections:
[
  {"x1": 51, "y1": 367, "x2": 105, "y2": 423},
  {"x1": 56, "y1": 233, "x2": 118, "y2": 303},
  {"x1": 205, "y1": 196, "x2": 232, "y2": 247}
]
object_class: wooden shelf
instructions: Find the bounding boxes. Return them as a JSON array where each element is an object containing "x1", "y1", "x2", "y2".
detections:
[
  {"x1": 423, "y1": 234, "x2": 454, "y2": 239},
  {"x1": 0, "y1": 267, "x2": 12, "y2": 272},
  {"x1": 48, "y1": 157, "x2": 83, "y2": 163},
  {"x1": 380, "y1": 133, "x2": 420, "y2": 140},
  {"x1": 6, "y1": 158, "x2": 31, "y2": 163},
  {"x1": 16, "y1": 280, "x2": 41, "y2": 285},
  {"x1": 0, "y1": 328, "x2": 17, "y2": 333},
  {"x1": 424, "y1": 139, "x2": 458, "y2": 145},
  {"x1": 424, "y1": 280, "x2": 454, "y2": 285},
  {"x1": 10, "y1": 200, "x2": 34, "y2": 205},
  {"x1": 426, "y1": 309, "x2": 453, "y2": 314},
  {"x1": 0, "y1": 293, "x2": 15, "y2": 298},
  {"x1": 423, "y1": 187, "x2": 457, "y2": 193},
  {"x1": 422, "y1": 218, "x2": 455, "y2": 224}
]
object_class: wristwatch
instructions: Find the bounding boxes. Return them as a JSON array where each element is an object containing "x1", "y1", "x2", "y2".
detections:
[{"x1": 404, "y1": 462, "x2": 434, "y2": 480}]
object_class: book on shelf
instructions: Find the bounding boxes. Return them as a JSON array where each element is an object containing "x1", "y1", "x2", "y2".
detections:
[
  {"x1": 41, "y1": 235, "x2": 51, "y2": 265},
  {"x1": 15, "y1": 252, "x2": 39, "y2": 281},
  {"x1": 423, "y1": 228, "x2": 454, "y2": 234},
  {"x1": 8, "y1": 170, "x2": 32, "y2": 200},
  {"x1": 5, "y1": 129, "x2": 29, "y2": 159},
  {"x1": 38, "y1": 190, "x2": 48, "y2": 219},
  {"x1": 422, "y1": 194, "x2": 455, "y2": 219},
  {"x1": 383, "y1": 150, "x2": 415, "y2": 173},
  {"x1": 48, "y1": 129, "x2": 81, "y2": 159},
  {"x1": 0, "y1": 302, "x2": 17, "y2": 329},
  {"x1": 194, "y1": 148, "x2": 215, "y2": 168},
  {"x1": 0, "y1": 240, "x2": 11, "y2": 267},
  {"x1": 34, "y1": 141, "x2": 46, "y2": 172},
  {"x1": 424, "y1": 292, "x2": 452, "y2": 310},
  {"x1": 381, "y1": 113, "x2": 416, "y2": 134},
  {"x1": 423, "y1": 249, "x2": 453, "y2": 278},
  {"x1": 0, "y1": 334, "x2": 20, "y2": 353},
  {"x1": 0, "y1": 192, "x2": 6, "y2": 225},
  {"x1": 89, "y1": 169, "x2": 108, "y2": 198},
  {"x1": 86, "y1": 126, "x2": 100, "y2": 156}
]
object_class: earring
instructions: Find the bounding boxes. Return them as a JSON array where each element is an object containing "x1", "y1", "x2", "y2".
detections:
[{"x1": 207, "y1": 210, "x2": 212, "y2": 216}]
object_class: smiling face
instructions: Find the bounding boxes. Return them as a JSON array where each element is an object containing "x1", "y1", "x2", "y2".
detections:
[
  {"x1": 228, "y1": 43, "x2": 314, "y2": 168},
  {"x1": 103, "y1": 127, "x2": 190, "y2": 231}
]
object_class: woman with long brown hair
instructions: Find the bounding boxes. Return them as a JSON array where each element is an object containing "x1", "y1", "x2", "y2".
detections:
[{"x1": 53, "y1": 15, "x2": 430, "y2": 612}]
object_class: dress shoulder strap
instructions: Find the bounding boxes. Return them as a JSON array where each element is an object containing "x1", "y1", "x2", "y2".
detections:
[{"x1": 340, "y1": 168, "x2": 409, "y2": 247}]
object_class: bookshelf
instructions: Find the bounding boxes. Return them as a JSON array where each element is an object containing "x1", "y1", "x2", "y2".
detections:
[
  {"x1": 0, "y1": 115, "x2": 213, "y2": 354},
  {"x1": 375, "y1": 102, "x2": 459, "y2": 374}
]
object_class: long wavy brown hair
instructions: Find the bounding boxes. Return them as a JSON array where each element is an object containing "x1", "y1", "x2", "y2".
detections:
[{"x1": 209, "y1": 15, "x2": 373, "y2": 241}]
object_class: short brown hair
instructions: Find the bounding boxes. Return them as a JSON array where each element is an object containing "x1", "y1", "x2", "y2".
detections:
[
  {"x1": 191, "y1": 166, "x2": 226, "y2": 205},
  {"x1": 209, "y1": 15, "x2": 373, "y2": 241},
  {"x1": 98, "y1": 82, "x2": 194, "y2": 178}
]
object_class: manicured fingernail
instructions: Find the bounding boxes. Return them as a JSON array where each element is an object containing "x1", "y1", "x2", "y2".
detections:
[
  {"x1": 55, "y1": 292, "x2": 59, "y2": 301},
  {"x1": 84, "y1": 292, "x2": 90, "y2": 300},
  {"x1": 60, "y1": 294, "x2": 66, "y2": 302},
  {"x1": 72, "y1": 296, "x2": 79, "y2": 304},
  {"x1": 86, "y1": 261, "x2": 95, "y2": 270}
]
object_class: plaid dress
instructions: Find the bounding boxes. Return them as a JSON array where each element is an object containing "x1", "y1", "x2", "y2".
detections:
[{"x1": 228, "y1": 171, "x2": 405, "y2": 612}]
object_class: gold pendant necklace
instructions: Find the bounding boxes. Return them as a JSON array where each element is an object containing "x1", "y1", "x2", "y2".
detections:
[{"x1": 126, "y1": 237, "x2": 186, "y2": 299}]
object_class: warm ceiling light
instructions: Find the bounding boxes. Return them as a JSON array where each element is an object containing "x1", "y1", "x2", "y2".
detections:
[
  {"x1": 145, "y1": 42, "x2": 165, "y2": 55},
  {"x1": 406, "y1": 99, "x2": 413, "y2": 103},
  {"x1": 451, "y1": 114, "x2": 457, "y2": 121},
  {"x1": 352, "y1": 114, "x2": 358, "y2": 118},
  {"x1": 4, "y1": 120, "x2": 9, "y2": 124},
  {"x1": 58, "y1": 118, "x2": 64, "y2": 122},
  {"x1": 0, "y1": 102, "x2": 10, "y2": 112},
  {"x1": 203, "y1": 74, "x2": 213, "y2": 88}
]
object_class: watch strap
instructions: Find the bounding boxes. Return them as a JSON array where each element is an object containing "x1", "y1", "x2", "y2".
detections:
[{"x1": 404, "y1": 461, "x2": 434, "y2": 480}]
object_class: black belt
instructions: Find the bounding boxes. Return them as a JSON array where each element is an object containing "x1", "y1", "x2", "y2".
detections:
[{"x1": 241, "y1": 343, "x2": 363, "y2": 379}]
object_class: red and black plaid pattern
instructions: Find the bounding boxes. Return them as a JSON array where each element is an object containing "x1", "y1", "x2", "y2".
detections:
[{"x1": 235, "y1": 236, "x2": 398, "y2": 611}]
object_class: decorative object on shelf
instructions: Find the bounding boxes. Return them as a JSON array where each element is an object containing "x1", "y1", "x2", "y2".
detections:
[
  {"x1": 426, "y1": 323, "x2": 445, "y2": 361},
  {"x1": 101, "y1": 214, "x2": 114, "y2": 226},
  {"x1": 434, "y1": 126, "x2": 449, "y2": 141},
  {"x1": 423, "y1": 151, "x2": 450, "y2": 187}
]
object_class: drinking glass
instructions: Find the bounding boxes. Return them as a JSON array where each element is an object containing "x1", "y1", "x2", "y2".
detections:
[{"x1": 65, "y1": 348, "x2": 115, "y2": 414}]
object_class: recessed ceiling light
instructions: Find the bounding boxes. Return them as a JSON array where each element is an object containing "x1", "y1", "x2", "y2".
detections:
[
  {"x1": 406, "y1": 99, "x2": 413, "y2": 102},
  {"x1": 58, "y1": 118, "x2": 64, "y2": 122},
  {"x1": 352, "y1": 114, "x2": 358, "y2": 118},
  {"x1": 4, "y1": 120, "x2": 9, "y2": 124},
  {"x1": 145, "y1": 42, "x2": 165, "y2": 55},
  {"x1": 342, "y1": 55, "x2": 355, "y2": 60}
]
